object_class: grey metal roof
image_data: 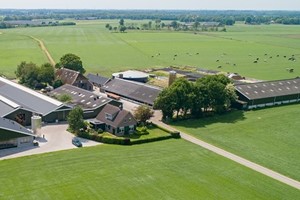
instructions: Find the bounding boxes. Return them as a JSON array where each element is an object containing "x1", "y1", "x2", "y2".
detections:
[
  {"x1": 87, "y1": 73, "x2": 110, "y2": 86},
  {"x1": 0, "y1": 100, "x2": 16, "y2": 117},
  {"x1": 235, "y1": 78, "x2": 300, "y2": 100},
  {"x1": 0, "y1": 77, "x2": 64, "y2": 116},
  {"x1": 0, "y1": 117, "x2": 33, "y2": 136},
  {"x1": 49, "y1": 84, "x2": 112, "y2": 110},
  {"x1": 102, "y1": 78, "x2": 162, "y2": 105}
]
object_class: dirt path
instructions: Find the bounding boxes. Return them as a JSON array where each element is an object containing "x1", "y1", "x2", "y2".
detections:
[
  {"x1": 151, "y1": 111, "x2": 300, "y2": 190},
  {"x1": 29, "y1": 36, "x2": 56, "y2": 66}
]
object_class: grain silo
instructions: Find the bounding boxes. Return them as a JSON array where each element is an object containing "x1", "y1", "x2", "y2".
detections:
[
  {"x1": 31, "y1": 116, "x2": 42, "y2": 137},
  {"x1": 168, "y1": 71, "x2": 177, "y2": 86}
]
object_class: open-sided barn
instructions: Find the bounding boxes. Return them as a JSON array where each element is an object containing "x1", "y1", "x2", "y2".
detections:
[
  {"x1": 0, "y1": 117, "x2": 34, "y2": 149},
  {"x1": 0, "y1": 77, "x2": 71, "y2": 125},
  {"x1": 235, "y1": 78, "x2": 300, "y2": 109},
  {"x1": 101, "y1": 78, "x2": 162, "y2": 106}
]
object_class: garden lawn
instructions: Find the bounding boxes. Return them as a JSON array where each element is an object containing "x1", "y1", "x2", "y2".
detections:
[
  {"x1": 0, "y1": 139, "x2": 299, "y2": 199},
  {"x1": 1, "y1": 21, "x2": 300, "y2": 79},
  {"x1": 171, "y1": 104, "x2": 300, "y2": 181}
]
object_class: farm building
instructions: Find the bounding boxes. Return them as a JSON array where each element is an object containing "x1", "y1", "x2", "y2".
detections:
[
  {"x1": 56, "y1": 68, "x2": 93, "y2": 91},
  {"x1": 0, "y1": 117, "x2": 35, "y2": 149},
  {"x1": 87, "y1": 73, "x2": 110, "y2": 87},
  {"x1": 0, "y1": 77, "x2": 71, "y2": 126},
  {"x1": 48, "y1": 84, "x2": 121, "y2": 119},
  {"x1": 101, "y1": 78, "x2": 162, "y2": 106},
  {"x1": 112, "y1": 70, "x2": 149, "y2": 83},
  {"x1": 89, "y1": 104, "x2": 137, "y2": 136},
  {"x1": 235, "y1": 78, "x2": 300, "y2": 109}
]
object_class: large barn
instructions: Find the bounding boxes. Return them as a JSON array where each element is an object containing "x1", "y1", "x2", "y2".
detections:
[
  {"x1": 101, "y1": 78, "x2": 162, "y2": 106},
  {"x1": 0, "y1": 77, "x2": 71, "y2": 125},
  {"x1": 235, "y1": 78, "x2": 300, "y2": 109},
  {"x1": 48, "y1": 84, "x2": 121, "y2": 119}
]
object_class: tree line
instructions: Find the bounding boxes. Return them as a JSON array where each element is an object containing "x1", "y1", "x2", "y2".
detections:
[
  {"x1": 154, "y1": 75, "x2": 237, "y2": 121},
  {"x1": 1, "y1": 10, "x2": 300, "y2": 25}
]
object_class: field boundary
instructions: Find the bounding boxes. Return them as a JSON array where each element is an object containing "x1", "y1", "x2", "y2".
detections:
[
  {"x1": 151, "y1": 116, "x2": 300, "y2": 190},
  {"x1": 29, "y1": 36, "x2": 56, "y2": 66}
]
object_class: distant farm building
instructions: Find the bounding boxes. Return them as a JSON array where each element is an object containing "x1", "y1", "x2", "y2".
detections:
[
  {"x1": 0, "y1": 77, "x2": 71, "y2": 126},
  {"x1": 0, "y1": 117, "x2": 35, "y2": 149},
  {"x1": 235, "y1": 78, "x2": 300, "y2": 109},
  {"x1": 87, "y1": 73, "x2": 110, "y2": 87},
  {"x1": 48, "y1": 84, "x2": 121, "y2": 119},
  {"x1": 101, "y1": 78, "x2": 162, "y2": 106},
  {"x1": 112, "y1": 70, "x2": 149, "y2": 83},
  {"x1": 56, "y1": 68, "x2": 93, "y2": 91}
]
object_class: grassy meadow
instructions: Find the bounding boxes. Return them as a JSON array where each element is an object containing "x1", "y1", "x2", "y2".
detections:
[
  {"x1": 0, "y1": 139, "x2": 299, "y2": 199},
  {"x1": 0, "y1": 20, "x2": 300, "y2": 79},
  {"x1": 171, "y1": 104, "x2": 300, "y2": 181}
]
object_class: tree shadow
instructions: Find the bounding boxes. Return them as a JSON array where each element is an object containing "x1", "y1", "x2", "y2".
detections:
[{"x1": 169, "y1": 110, "x2": 246, "y2": 129}]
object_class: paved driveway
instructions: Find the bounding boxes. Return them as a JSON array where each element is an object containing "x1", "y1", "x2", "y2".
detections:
[{"x1": 0, "y1": 123, "x2": 100, "y2": 160}]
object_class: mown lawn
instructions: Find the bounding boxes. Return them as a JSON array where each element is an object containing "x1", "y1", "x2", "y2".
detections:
[
  {"x1": 171, "y1": 104, "x2": 300, "y2": 181},
  {"x1": 1, "y1": 21, "x2": 300, "y2": 79},
  {"x1": 0, "y1": 139, "x2": 299, "y2": 199}
]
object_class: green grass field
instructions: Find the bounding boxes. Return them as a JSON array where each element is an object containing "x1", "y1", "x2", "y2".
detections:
[
  {"x1": 171, "y1": 104, "x2": 300, "y2": 181},
  {"x1": 0, "y1": 139, "x2": 299, "y2": 199},
  {"x1": 1, "y1": 21, "x2": 300, "y2": 79}
]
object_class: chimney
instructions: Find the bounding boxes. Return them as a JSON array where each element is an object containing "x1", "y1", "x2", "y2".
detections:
[{"x1": 119, "y1": 105, "x2": 123, "y2": 111}]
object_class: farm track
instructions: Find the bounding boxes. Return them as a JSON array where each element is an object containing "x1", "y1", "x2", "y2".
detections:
[
  {"x1": 151, "y1": 112, "x2": 300, "y2": 190},
  {"x1": 28, "y1": 36, "x2": 56, "y2": 66}
]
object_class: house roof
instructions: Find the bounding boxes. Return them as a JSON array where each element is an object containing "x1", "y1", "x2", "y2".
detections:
[
  {"x1": 0, "y1": 117, "x2": 34, "y2": 141},
  {"x1": 48, "y1": 84, "x2": 112, "y2": 110},
  {"x1": 96, "y1": 104, "x2": 137, "y2": 128},
  {"x1": 56, "y1": 68, "x2": 82, "y2": 85},
  {"x1": 87, "y1": 73, "x2": 110, "y2": 86},
  {"x1": 102, "y1": 78, "x2": 161, "y2": 105},
  {"x1": 0, "y1": 77, "x2": 64, "y2": 116},
  {"x1": 235, "y1": 78, "x2": 300, "y2": 100}
]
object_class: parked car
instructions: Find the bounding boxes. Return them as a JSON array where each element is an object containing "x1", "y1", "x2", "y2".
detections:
[{"x1": 72, "y1": 138, "x2": 82, "y2": 147}]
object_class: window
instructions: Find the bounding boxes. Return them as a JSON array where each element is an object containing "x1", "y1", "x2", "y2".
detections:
[{"x1": 105, "y1": 113, "x2": 112, "y2": 120}]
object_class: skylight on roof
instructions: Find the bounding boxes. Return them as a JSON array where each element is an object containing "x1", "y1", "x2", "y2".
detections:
[{"x1": 86, "y1": 102, "x2": 91, "y2": 105}]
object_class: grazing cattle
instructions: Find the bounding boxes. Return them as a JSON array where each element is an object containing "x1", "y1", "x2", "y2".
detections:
[
  {"x1": 233, "y1": 64, "x2": 236, "y2": 66},
  {"x1": 264, "y1": 53, "x2": 268, "y2": 56},
  {"x1": 289, "y1": 68, "x2": 294, "y2": 73},
  {"x1": 151, "y1": 56, "x2": 154, "y2": 58},
  {"x1": 216, "y1": 60, "x2": 219, "y2": 62},
  {"x1": 253, "y1": 60, "x2": 258, "y2": 63},
  {"x1": 284, "y1": 56, "x2": 287, "y2": 58},
  {"x1": 174, "y1": 54, "x2": 177, "y2": 57},
  {"x1": 256, "y1": 58, "x2": 259, "y2": 60},
  {"x1": 277, "y1": 55, "x2": 280, "y2": 57},
  {"x1": 269, "y1": 56, "x2": 272, "y2": 59},
  {"x1": 217, "y1": 65, "x2": 222, "y2": 68},
  {"x1": 196, "y1": 53, "x2": 199, "y2": 55}
]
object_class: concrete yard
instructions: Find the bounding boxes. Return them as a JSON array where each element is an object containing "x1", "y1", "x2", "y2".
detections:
[{"x1": 0, "y1": 123, "x2": 100, "y2": 160}]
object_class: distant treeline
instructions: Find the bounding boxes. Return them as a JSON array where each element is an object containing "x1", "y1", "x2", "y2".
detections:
[
  {"x1": 1, "y1": 10, "x2": 300, "y2": 25},
  {"x1": 0, "y1": 20, "x2": 76, "y2": 29}
]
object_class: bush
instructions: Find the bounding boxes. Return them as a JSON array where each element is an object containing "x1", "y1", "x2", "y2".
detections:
[{"x1": 97, "y1": 128, "x2": 104, "y2": 134}]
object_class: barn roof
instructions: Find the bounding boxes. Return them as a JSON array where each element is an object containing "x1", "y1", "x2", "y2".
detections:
[
  {"x1": 49, "y1": 84, "x2": 112, "y2": 110},
  {"x1": 102, "y1": 78, "x2": 162, "y2": 105},
  {"x1": 0, "y1": 117, "x2": 34, "y2": 141},
  {"x1": 87, "y1": 73, "x2": 110, "y2": 86},
  {"x1": 0, "y1": 77, "x2": 64, "y2": 116},
  {"x1": 235, "y1": 78, "x2": 300, "y2": 100},
  {"x1": 56, "y1": 68, "x2": 83, "y2": 85}
]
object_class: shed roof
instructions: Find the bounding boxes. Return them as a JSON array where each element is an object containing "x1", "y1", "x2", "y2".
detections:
[
  {"x1": 235, "y1": 78, "x2": 300, "y2": 100},
  {"x1": 49, "y1": 84, "x2": 112, "y2": 110},
  {"x1": 0, "y1": 77, "x2": 64, "y2": 116},
  {"x1": 102, "y1": 78, "x2": 161, "y2": 105},
  {"x1": 56, "y1": 68, "x2": 81, "y2": 85},
  {"x1": 87, "y1": 73, "x2": 110, "y2": 86}
]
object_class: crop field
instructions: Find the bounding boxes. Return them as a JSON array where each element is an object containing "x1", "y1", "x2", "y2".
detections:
[
  {"x1": 171, "y1": 104, "x2": 300, "y2": 181},
  {"x1": 0, "y1": 20, "x2": 300, "y2": 79},
  {"x1": 0, "y1": 139, "x2": 299, "y2": 199}
]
